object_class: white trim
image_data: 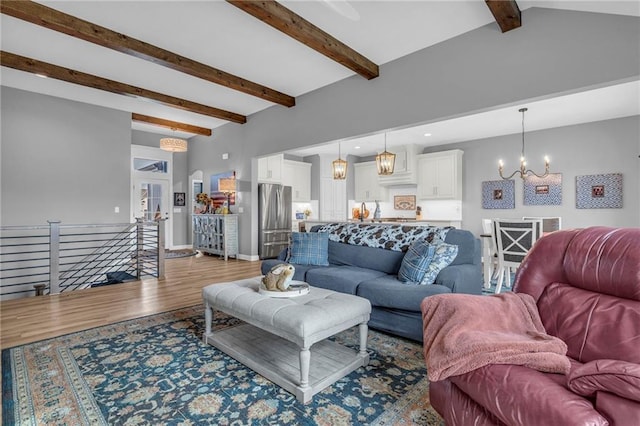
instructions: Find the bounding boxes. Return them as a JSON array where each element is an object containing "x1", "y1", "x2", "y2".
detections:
[
  {"x1": 171, "y1": 244, "x2": 192, "y2": 250},
  {"x1": 237, "y1": 253, "x2": 260, "y2": 262},
  {"x1": 131, "y1": 145, "x2": 174, "y2": 249}
]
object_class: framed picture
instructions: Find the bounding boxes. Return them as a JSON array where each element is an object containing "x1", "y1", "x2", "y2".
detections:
[
  {"x1": 394, "y1": 195, "x2": 416, "y2": 210},
  {"x1": 576, "y1": 173, "x2": 622, "y2": 209},
  {"x1": 173, "y1": 192, "x2": 186, "y2": 207},
  {"x1": 482, "y1": 180, "x2": 515, "y2": 209},
  {"x1": 524, "y1": 173, "x2": 562, "y2": 206}
]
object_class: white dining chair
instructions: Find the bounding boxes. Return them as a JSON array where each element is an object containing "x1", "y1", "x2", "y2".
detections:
[
  {"x1": 522, "y1": 216, "x2": 562, "y2": 234},
  {"x1": 481, "y1": 219, "x2": 499, "y2": 288},
  {"x1": 493, "y1": 219, "x2": 542, "y2": 293}
]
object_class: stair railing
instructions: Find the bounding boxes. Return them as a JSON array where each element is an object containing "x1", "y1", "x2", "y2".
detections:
[{"x1": 0, "y1": 219, "x2": 165, "y2": 300}]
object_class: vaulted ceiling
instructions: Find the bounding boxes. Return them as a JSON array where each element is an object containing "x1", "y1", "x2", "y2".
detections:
[{"x1": 1, "y1": 1, "x2": 638, "y2": 144}]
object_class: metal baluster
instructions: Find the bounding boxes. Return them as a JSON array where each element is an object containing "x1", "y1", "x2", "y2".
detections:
[{"x1": 48, "y1": 220, "x2": 61, "y2": 294}]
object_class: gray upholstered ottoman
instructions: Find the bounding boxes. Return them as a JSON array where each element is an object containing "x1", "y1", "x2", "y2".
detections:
[{"x1": 202, "y1": 276, "x2": 371, "y2": 403}]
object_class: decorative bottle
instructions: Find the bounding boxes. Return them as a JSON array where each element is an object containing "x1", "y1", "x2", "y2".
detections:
[{"x1": 374, "y1": 200, "x2": 381, "y2": 221}]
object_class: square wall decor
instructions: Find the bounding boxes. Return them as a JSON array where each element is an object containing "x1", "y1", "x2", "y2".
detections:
[
  {"x1": 576, "y1": 173, "x2": 622, "y2": 209},
  {"x1": 524, "y1": 173, "x2": 562, "y2": 206},
  {"x1": 482, "y1": 180, "x2": 515, "y2": 209},
  {"x1": 394, "y1": 195, "x2": 416, "y2": 210}
]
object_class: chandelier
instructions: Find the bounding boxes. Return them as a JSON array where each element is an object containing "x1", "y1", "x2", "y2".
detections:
[
  {"x1": 160, "y1": 137, "x2": 187, "y2": 152},
  {"x1": 498, "y1": 108, "x2": 549, "y2": 180},
  {"x1": 376, "y1": 133, "x2": 395, "y2": 175},
  {"x1": 332, "y1": 142, "x2": 347, "y2": 180}
]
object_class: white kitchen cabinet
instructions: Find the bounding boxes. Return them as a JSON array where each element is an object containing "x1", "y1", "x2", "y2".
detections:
[
  {"x1": 320, "y1": 177, "x2": 346, "y2": 221},
  {"x1": 354, "y1": 162, "x2": 387, "y2": 202},
  {"x1": 417, "y1": 149, "x2": 463, "y2": 200},
  {"x1": 282, "y1": 159, "x2": 311, "y2": 202},
  {"x1": 378, "y1": 144, "x2": 420, "y2": 186},
  {"x1": 258, "y1": 154, "x2": 283, "y2": 183}
]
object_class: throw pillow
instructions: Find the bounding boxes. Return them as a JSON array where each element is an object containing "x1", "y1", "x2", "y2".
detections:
[
  {"x1": 420, "y1": 242, "x2": 459, "y2": 285},
  {"x1": 288, "y1": 232, "x2": 330, "y2": 266},
  {"x1": 398, "y1": 239, "x2": 437, "y2": 283}
]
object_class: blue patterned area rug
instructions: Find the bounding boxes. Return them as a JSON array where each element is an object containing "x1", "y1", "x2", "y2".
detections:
[{"x1": 2, "y1": 306, "x2": 443, "y2": 425}]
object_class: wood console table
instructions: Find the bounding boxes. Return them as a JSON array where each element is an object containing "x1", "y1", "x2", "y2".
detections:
[{"x1": 192, "y1": 214, "x2": 238, "y2": 260}]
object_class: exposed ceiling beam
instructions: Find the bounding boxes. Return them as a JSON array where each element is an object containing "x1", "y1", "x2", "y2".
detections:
[
  {"x1": 1, "y1": 51, "x2": 247, "y2": 124},
  {"x1": 227, "y1": 0, "x2": 379, "y2": 80},
  {"x1": 485, "y1": 0, "x2": 521, "y2": 33},
  {"x1": 1, "y1": 0, "x2": 295, "y2": 107},
  {"x1": 132, "y1": 113, "x2": 212, "y2": 136}
]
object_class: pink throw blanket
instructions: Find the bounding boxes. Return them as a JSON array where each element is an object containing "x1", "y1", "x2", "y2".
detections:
[{"x1": 421, "y1": 292, "x2": 571, "y2": 382}]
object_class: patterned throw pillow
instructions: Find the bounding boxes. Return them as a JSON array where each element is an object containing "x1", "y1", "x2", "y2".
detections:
[
  {"x1": 398, "y1": 239, "x2": 437, "y2": 283},
  {"x1": 420, "y1": 242, "x2": 459, "y2": 285},
  {"x1": 288, "y1": 232, "x2": 330, "y2": 266}
]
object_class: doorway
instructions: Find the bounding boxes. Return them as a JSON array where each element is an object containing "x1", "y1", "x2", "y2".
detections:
[
  {"x1": 131, "y1": 146, "x2": 173, "y2": 249},
  {"x1": 189, "y1": 170, "x2": 204, "y2": 246}
]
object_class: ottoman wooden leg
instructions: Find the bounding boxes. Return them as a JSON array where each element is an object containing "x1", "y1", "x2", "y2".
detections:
[
  {"x1": 359, "y1": 322, "x2": 370, "y2": 365},
  {"x1": 204, "y1": 302, "x2": 214, "y2": 341},
  {"x1": 299, "y1": 346, "x2": 311, "y2": 388}
]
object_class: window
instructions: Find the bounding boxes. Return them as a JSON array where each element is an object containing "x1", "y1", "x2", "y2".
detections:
[{"x1": 133, "y1": 158, "x2": 168, "y2": 173}]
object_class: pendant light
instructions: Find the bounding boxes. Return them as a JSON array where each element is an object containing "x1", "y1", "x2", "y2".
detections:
[
  {"x1": 160, "y1": 137, "x2": 188, "y2": 152},
  {"x1": 332, "y1": 142, "x2": 347, "y2": 180},
  {"x1": 160, "y1": 127, "x2": 188, "y2": 152},
  {"x1": 498, "y1": 108, "x2": 550, "y2": 179},
  {"x1": 376, "y1": 133, "x2": 395, "y2": 175}
]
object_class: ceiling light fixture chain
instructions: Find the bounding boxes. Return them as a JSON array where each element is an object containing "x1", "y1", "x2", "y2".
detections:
[{"x1": 498, "y1": 107, "x2": 550, "y2": 180}]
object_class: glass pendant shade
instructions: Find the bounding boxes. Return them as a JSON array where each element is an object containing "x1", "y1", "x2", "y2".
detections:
[
  {"x1": 332, "y1": 159, "x2": 347, "y2": 179},
  {"x1": 376, "y1": 134, "x2": 395, "y2": 175},
  {"x1": 160, "y1": 137, "x2": 187, "y2": 152},
  {"x1": 332, "y1": 143, "x2": 347, "y2": 180}
]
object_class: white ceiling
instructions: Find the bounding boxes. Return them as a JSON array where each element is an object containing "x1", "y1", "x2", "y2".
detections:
[{"x1": 1, "y1": 1, "x2": 639, "y2": 142}]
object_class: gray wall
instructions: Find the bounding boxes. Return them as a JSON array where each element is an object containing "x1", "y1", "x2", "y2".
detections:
[
  {"x1": 131, "y1": 130, "x2": 189, "y2": 246},
  {"x1": 423, "y1": 115, "x2": 639, "y2": 236},
  {"x1": 2, "y1": 8, "x2": 638, "y2": 257},
  {"x1": 1, "y1": 86, "x2": 131, "y2": 226},
  {"x1": 187, "y1": 8, "x2": 640, "y2": 256}
]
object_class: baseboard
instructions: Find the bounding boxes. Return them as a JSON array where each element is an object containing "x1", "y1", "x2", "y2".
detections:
[
  {"x1": 237, "y1": 253, "x2": 260, "y2": 262},
  {"x1": 170, "y1": 245, "x2": 192, "y2": 250}
]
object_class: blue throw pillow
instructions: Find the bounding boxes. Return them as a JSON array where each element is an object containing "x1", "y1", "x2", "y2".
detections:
[
  {"x1": 398, "y1": 239, "x2": 437, "y2": 283},
  {"x1": 288, "y1": 232, "x2": 330, "y2": 266},
  {"x1": 420, "y1": 242, "x2": 459, "y2": 285}
]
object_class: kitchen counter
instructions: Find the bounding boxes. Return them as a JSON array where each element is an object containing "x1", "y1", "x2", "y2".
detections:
[
  {"x1": 303, "y1": 219, "x2": 462, "y2": 230},
  {"x1": 348, "y1": 218, "x2": 425, "y2": 223}
]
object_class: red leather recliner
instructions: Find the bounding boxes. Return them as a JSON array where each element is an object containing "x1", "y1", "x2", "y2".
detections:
[{"x1": 426, "y1": 227, "x2": 640, "y2": 425}]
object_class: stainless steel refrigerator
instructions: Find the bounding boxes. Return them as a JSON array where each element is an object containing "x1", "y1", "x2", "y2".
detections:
[{"x1": 258, "y1": 183, "x2": 292, "y2": 259}]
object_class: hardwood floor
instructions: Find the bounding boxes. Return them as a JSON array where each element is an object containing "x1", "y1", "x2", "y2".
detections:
[{"x1": 0, "y1": 254, "x2": 262, "y2": 349}]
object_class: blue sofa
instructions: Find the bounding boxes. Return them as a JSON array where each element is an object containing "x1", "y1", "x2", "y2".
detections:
[{"x1": 261, "y1": 225, "x2": 482, "y2": 342}]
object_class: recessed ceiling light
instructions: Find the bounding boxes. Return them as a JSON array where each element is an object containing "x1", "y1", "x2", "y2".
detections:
[
  {"x1": 354, "y1": 146, "x2": 361, "y2": 149},
  {"x1": 424, "y1": 133, "x2": 432, "y2": 137}
]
